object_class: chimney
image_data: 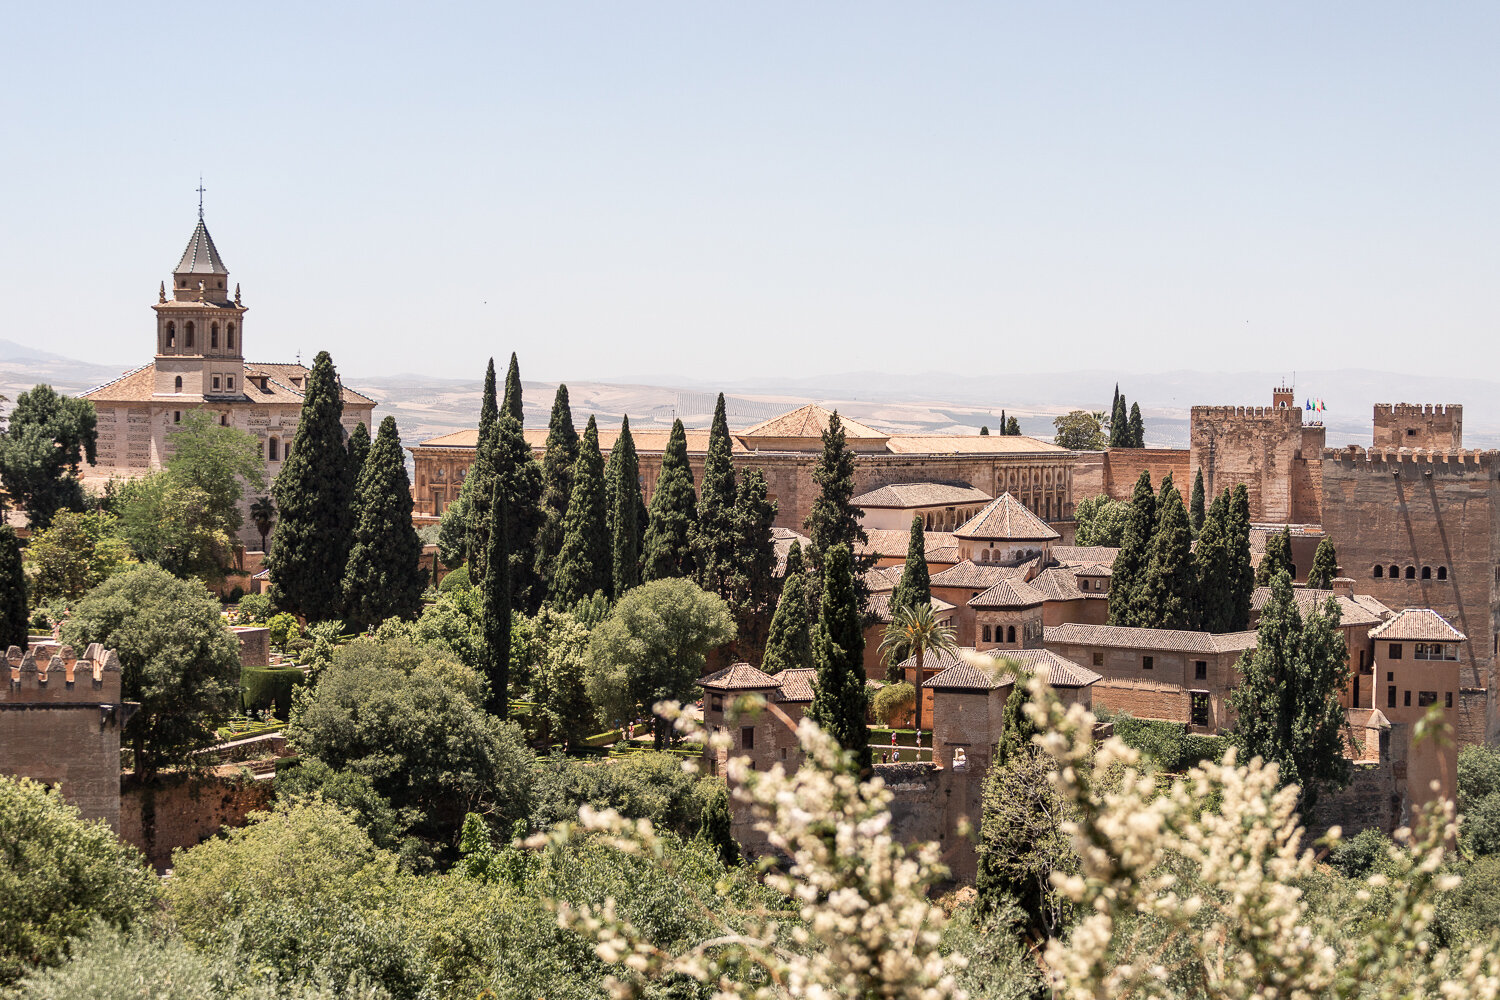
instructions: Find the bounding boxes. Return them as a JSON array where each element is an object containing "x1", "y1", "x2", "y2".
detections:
[{"x1": 1331, "y1": 576, "x2": 1355, "y2": 598}]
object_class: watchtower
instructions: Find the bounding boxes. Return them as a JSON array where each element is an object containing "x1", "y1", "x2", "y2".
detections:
[{"x1": 1373, "y1": 404, "x2": 1463, "y2": 450}]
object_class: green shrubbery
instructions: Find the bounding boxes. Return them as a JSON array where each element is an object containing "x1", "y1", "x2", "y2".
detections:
[
  {"x1": 1098, "y1": 708, "x2": 1228, "y2": 773},
  {"x1": 437, "y1": 564, "x2": 470, "y2": 592},
  {"x1": 240, "y1": 666, "x2": 307, "y2": 719}
]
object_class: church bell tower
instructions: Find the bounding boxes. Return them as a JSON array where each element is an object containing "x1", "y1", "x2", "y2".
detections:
[{"x1": 151, "y1": 196, "x2": 247, "y2": 400}]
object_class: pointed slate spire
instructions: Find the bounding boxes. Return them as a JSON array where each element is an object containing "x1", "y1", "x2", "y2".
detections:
[{"x1": 175, "y1": 216, "x2": 228, "y2": 275}]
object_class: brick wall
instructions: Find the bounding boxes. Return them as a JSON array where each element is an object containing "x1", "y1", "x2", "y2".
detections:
[
  {"x1": 1191, "y1": 406, "x2": 1309, "y2": 522},
  {"x1": 1373, "y1": 404, "x2": 1463, "y2": 451},
  {"x1": 120, "y1": 772, "x2": 273, "y2": 870},
  {"x1": 1100, "y1": 449, "x2": 1191, "y2": 501}
]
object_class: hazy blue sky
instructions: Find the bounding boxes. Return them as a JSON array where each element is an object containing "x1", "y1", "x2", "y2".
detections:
[{"x1": 2, "y1": 4, "x2": 1496, "y2": 383}]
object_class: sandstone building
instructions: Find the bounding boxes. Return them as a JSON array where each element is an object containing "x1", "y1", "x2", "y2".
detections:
[{"x1": 80, "y1": 210, "x2": 376, "y2": 547}]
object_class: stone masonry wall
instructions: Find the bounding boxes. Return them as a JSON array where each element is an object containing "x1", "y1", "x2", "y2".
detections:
[
  {"x1": 120, "y1": 772, "x2": 273, "y2": 870},
  {"x1": 1373, "y1": 404, "x2": 1463, "y2": 451},
  {"x1": 1190, "y1": 406, "x2": 1310, "y2": 522}
]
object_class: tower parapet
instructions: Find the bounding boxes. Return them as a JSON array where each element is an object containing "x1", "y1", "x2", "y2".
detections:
[{"x1": 1373, "y1": 403, "x2": 1462, "y2": 450}]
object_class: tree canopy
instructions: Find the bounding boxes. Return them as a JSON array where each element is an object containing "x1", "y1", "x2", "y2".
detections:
[
  {"x1": 1053, "y1": 410, "x2": 1108, "y2": 451},
  {"x1": 342, "y1": 416, "x2": 424, "y2": 630},
  {"x1": 761, "y1": 540, "x2": 814, "y2": 675},
  {"x1": 0, "y1": 385, "x2": 97, "y2": 529},
  {"x1": 642, "y1": 419, "x2": 697, "y2": 582},
  {"x1": 807, "y1": 543, "x2": 869, "y2": 762}
]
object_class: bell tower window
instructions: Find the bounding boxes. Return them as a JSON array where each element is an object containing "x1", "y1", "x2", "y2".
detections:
[
  {"x1": 174, "y1": 376, "x2": 182, "y2": 392},
  {"x1": 210, "y1": 324, "x2": 219, "y2": 349},
  {"x1": 226, "y1": 324, "x2": 235, "y2": 350},
  {"x1": 185, "y1": 322, "x2": 195, "y2": 348},
  {"x1": 166, "y1": 321, "x2": 176, "y2": 348}
]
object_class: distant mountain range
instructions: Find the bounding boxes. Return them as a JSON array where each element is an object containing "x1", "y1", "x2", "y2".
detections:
[{"x1": 0, "y1": 339, "x2": 1494, "y2": 450}]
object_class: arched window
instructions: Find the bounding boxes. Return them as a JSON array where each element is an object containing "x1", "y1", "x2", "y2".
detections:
[
  {"x1": 226, "y1": 324, "x2": 235, "y2": 349},
  {"x1": 268, "y1": 437, "x2": 279, "y2": 461},
  {"x1": 1405, "y1": 566, "x2": 1416, "y2": 579},
  {"x1": 1422, "y1": 566, "x2": 1432, "y2": 580},
  {"x1": 1438, "y1": 566, "x2": 1448, "y2": 581},
  {"x1": 210, "y1": 323, "x2": 219, "y2": 349},
  {"x1": 979, "y1": 550, "x2": 990, "y2": 564},
  {"x1": 982, "y1": 625, "x2": 992, "y2": 642},
  {"x1": 174, "y1": 376, "x2": 182, "y2": 391},
  {"x1": 1006, "y1": 625, "x2": 1016, "y2": 644},
  {"x1": 185, "y1": 322, "x2": 195, "y2": 348},
  {"x1": 1374, "y1": 565, "x2": 1384, "y2": 578},
  {"x1": 166, "y1": 321, "x2": 176, "y2": 348},
  {"x1": 1390, "y1": 565, "x2": 1400, "y2": 579}
]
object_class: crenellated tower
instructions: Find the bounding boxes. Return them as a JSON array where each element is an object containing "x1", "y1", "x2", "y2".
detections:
[{"x1": 151, "y1": 208, "x2": 247, "y2": 400}]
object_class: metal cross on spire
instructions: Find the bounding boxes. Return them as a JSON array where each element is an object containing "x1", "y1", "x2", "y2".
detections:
[{"x1": 196, "y1": 176, "x2": 206, "y2": 219}]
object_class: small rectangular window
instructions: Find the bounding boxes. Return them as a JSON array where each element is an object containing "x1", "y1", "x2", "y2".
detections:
[
  {"x1": 1418, "y1": 691, "x2": 1438, "y2": 707},
  {"x1": 1092, "y1": 651, "x2": 1103, "y2": 666},
  {"x1": 1358, "y1": 650, "x2": 1366, "y2": 670},
  {"x1": 1388, "y1": 643, "x2": 1403, "y2": 660},
  {"x1": 212, "y1": 376, "x2": 221, "y2": 390},
  {"x1": 1387, "y1": 686, "x2": 1397, "y2": 708},
  {"x1": 227, "y1": 376, "x2": 234, "y2": 389},
  {"x1": 173, "y1": 410, "x2": 181, "y2": 424},
  {"x1": 1404, "y1": 690, "x2": 1412, "y2": 707},
  {"x1": 1190, "y1": 691, "x2": 1210, "y2": 727},
  {"x1": 710, "y1": 696, "x2": 722, "y2": 713},
  {"x1": 741, "y1": 726, "x2": 755, "y2": 750},
  {"x1": 1387, "y1": 671, "x2": 1394, "y2": 682},
  {"x1": 1142, "y1": 656, "x2": 1154, "y2": 671},
  {"x1": 1194, "y1": 660, "x2": 1207, "y2": 680},
  {"x1": 1446, "y1": 692, "x2": 1454, "y2": 709}
]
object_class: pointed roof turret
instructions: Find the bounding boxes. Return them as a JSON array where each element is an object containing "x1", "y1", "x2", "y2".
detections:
[{"x1": 175, "y1": 216, "x2": 228, "y2": 276}]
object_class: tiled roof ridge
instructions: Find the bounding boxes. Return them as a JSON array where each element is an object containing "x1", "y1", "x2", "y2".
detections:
[{"x1": 79, "y1": 362, "x2": 154, "y2": 398}]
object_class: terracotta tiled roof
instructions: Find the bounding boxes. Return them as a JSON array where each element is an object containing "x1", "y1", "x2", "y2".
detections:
[
  {"x1": 882, "y1": 435, "x2": 1067, "y2": 455},
  {"x1": 741, "y1": 404, "x2": 887, "y2": 441},
  {"x1": 864, "y1": 565, "x2": 907, "y2": 593},
  {"x1": 1050, "y1": 545, "x2": 1120, "y2": 567},
  {"x1": 175, "y1": 217, "x2": 228, "y2": 275},
  {"x1": 1027, "y1": 567, "x2": 1096, "y2": 602},
  {"x1": 772, "y1": 527, "x2": 812, "y2": 577},
  {"x1": 771, "y1": 667, "x2": 817, "y2": 702},
  {"x1": 417, "y1": 425, "x2": 747, "y2": 454},
  {"x1": 699, "y1": 662, "x2": 779, "y2": 691},
  {"x1": 929, "y1": 560, "x2": 1028, "y2": 590},
  {"x1": 852, "y1": 482, "x2": 992, "y2": 509},
  {"x1": 954, "y1": 493, "x2": 1060, "y2": 542},
  {"x1": 1250, "y1": 587, "x2": 1389, "y2": 628},
  {"x1": 868, "y1": 591, "x2": 956, "y2": 623},
  {"x1": 923, "y1": 648, "x2": 1101, "y2": 689},
  {"x1": 80, "y1": 360, "x2": 374, "y2": 407},
  {"x1": 970, "y1": 578, "x2": 1046, "y2": 609},
  {"x1": 1044, "y1": 623, "x2": 1259, "y2": 654},
  {"x1": 927, "y1": 543, "x2": 962, "y2": 563},
  {"x1": 1369, "y1": 609, "x2": 1467, "y2": 642},
  {"x1": 856, "y1": 529, "x2": 957, "y2": 561}
]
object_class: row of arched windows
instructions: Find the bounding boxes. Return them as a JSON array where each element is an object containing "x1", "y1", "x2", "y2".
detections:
[
  {"x1": 164, "y1": 321, "x2": 235, "y2": 350},
  {"x1": 982, "y1": 624, "x2": 1018, "y2": 644},
  {"x1": 1373, "y1": 564, "x2": 1447, "y2": 581}
]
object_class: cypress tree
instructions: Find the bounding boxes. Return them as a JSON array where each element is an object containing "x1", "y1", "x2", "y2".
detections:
[
  {"x1": 1005, "y1": 416, "x2": 1020, "y2": 435},
  {"x1": 479, "y1": 358, "x2": 499, "y2": 441},
  {"x1": 1257, "y1": 525, "x2": 1294, "y2": 587},
  {"x1": 342, "y1": 416, "x2": 424, "y2": 630},
  {"x1": 807, "y1": 543, "x2": 869, "y2": 764},
  {"x1": 1109, "y1": 392, "x2": 1128, "y2": 448},
  {"x1": 1229, "y1": 571, "x2": 1351, "y2": 812},
  {"x1": 693, "y1": 393, "x2": 738, "y2": 597},
  {"x1": 443, "y1": 358, "x2": 501, "y2": 569},
  {"x1": 480, "y1": 483, "x2": 511, "y2": 717},
  {"x1": 1308, "y1": 537, "x2": 1339, "y2": 590},
  {"x1": 695, "y1": 785, "x2": 739, "y2": 868},
  {"x1": 551, "y1": 416, "x2": 610, "y2": 606},
  {"x1": 980, "y1": 424, "x2": 990, "y2": 436},
  {"x1": 1107, "y1": 471, "x2": 1155, "y2": 627},
  {"x1": 889, "y1": 514, "x2": 931, "y2": 615},
  {"x1": 805, "y1": 411, "x2": 873, "y2": 610},
  {"x1": 1189, "y1": 468, "x2": 1206, "y2": 537},
  {"x1": 730, "y1": 468, "x2": 779, "y2": 660},
  {"x1": 607, "y1": 415, "x2": 646, "y2": 597},
  {"x1": 762, "y1": 541, "x2": 814, "y2": 675},
  {"x1": 1156, "y1": 472, "x2": 1177, "y2": 523},
  {"x1": 0, "y1": 527, "x2": 26, "y2": 651},
  {"x1": 1128, "y1": 401, "x2": 1145, "y2": 448},
  {"x1": 501, "y1": 351, "x2": 523, "y2": 423},
  {"x1": 1139, "y1": 488, "x2": 1198, "y2": 630},
  {"x1": 535, "y1": 384, "x2": 580, "y2": 590},
  {"x1": 1193, "y1": 490, "x2": 1235, "y2": 633},
  {"x1": 496, "y1": 410, "x2": 544, "y2": 613},
  {"x1": 268, "y1": 350, "x2": 354, "y2": 621},
  {"x1": 1111, "y1": 383, "x2": 1120, "y2": 422},
  {"x1": 1228, "y1": 485, "x2": 1255, "y2": 631},
  {"x1": 347, "y1": 421, "x2": 371, "y2": 485},
  {"x1": 642, "y1": 419, "x2": 697, "y2": 581}
]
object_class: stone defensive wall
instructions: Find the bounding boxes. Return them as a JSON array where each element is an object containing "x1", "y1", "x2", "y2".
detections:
[{"x1": 1320, "y1": 444, "x2": 1495, "y2": 470}]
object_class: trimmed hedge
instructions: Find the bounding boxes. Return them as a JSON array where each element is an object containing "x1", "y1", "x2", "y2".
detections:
[
  {"x1": 1102, "y1": 710, "x2": 1228, "y2": 773},
  {"x1": 240, "y1": 666, "x2": 307, "y2": 719},
  {"x1": 438, "y1": 564, "x2": 471, "y2": 592}
]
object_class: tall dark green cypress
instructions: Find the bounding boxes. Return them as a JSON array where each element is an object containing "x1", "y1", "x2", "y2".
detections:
[
  {"x1": 1189, "y1": 468, "x2": 1206, "y2": 537},
  {"x1": 0, "y1": 527, "x2": 26, "y2": 651},
  {"x1": 1307, "y1": 537, "x2": 1339, "y2": 590},
  {"x1": 346, "y1": 421, "x2": 370, "y2": 485},
  {"x1": 479, "y1": 358, "x2": 499, "y2": 441},
  {"x1": 444, "y1": 359, "x2": 500, "y2": 569},
  {"x1": 805, "y1": 411, "x2": 872, "y2": 610},
  {"x1": 501, "y1": 352, "x2": 523, "y2": 423},
  {"x1": 607, "y1": 415, "x2": 646, "y2": 597},
  {"x1": 1005, "y1": 416, "x2": 1020, "y2": 435},
  {"x1": 1194, "y1": 490, "x2": 1235, "y2": 633},
  {"x1": 730, "y1": 468, "x2": 779, "y2": 660},
  {"x1": 1228, "y1": 485, "x2": 1255, "y2": 631},
  {"x1": 1128, "y1": 402, "x2": 1145, "y2": 448},
  {"x1": 1139, "y1": 488, "x2": 1197, "y2": 630},
  {"x1": 762, "y1": 541, "x2": 814, "y2": 675},
  {"x1": 807, "y1": 543, "x2": 869, "y2": 764},
  {"x1": 643, "y1": 419, "x2": 697, "y2": 581},
  {"x1": 889, "y1": 515, "x2": 931, "y2": 616},
  {"x1": 693, "y1": 394, "x2": 738, "y2": 597},
  {"x1": 1256, "y1": 525, "x2": 1294, "y2": 586},
  {"x1": 268, "y1": 351, "x2": 353, "y2": 621},
  {"x1": 342, "y1": 416, "x2": 424, "y2": 629},
  {"x1": 1109, "y1": 392, "x2": 1128, "y2": 448},
  {"x1": 480, "y1": 484, "x2": 511, "y2": 717},
  {"x1": 535, "y1": 384, "x2": 580, "y2": 590},
  {"x1": 551, "y1": 416, "x2": 610, "y2": 606},
  {"x1": 1107, "y1": 471, "x2": 1155, "y2": 627},
  {"x1": 496, "y1": 413, "x2": 544, "y2": 613}
]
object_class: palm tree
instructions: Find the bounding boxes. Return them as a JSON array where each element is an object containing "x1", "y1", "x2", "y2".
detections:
[
  {"x1": 878, "y1": 601, "x2": 958, "y2": 737},
  {"x1": 249, "y1": 496, "x2": 276, "y2": 553}
]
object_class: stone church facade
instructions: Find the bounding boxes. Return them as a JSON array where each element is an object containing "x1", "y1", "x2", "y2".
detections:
[{"x1": 80, "y1": 212, "x2": 375, "y2": 547}]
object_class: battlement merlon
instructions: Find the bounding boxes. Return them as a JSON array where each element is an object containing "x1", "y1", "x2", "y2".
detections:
[
  {"x1": 1191, "y1": 405, "x2": 1306, "y2": 423},
  {"x1": 1376, "y1": 403, "x2": 1463, "y2": 417},
  {"x1": 1, "y1": 643, "x2": 123, "y2": 703},
  {"x1": 1322, "y1": 445, "x2": 1498, "y2": 474}
]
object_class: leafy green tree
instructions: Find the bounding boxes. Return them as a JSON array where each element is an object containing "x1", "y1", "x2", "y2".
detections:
[
  {"x1": 728, "y1": 468, "x2": 779, "y2": 661},
  {"x1": 889, "y1": 514, "x2": 931, "y2": 616},
  {"x1": 286, "y1": 637, "x2": 536, "y2": 851},
  {"x1": 342, "y1": 416, "x2": 424, "y2": 630},
  {"x1": 872, "y1": 682, "x2": 916, "y2": 727},
  {"x1": 249, "y1": 495, "x2": 275, "y2": 552},
  {"x1": 113, "y1": 474, "x2": 230, "y2": 580},
  {"x1": 0, "y1": 385, "x2": 96, "y2": 529},
  {"x1": 979, "y1": 424, "x2": 990, "y2": 436},
  {"x1": 501, "y1": 351, "x2": 523, "y2": 422},
  {"x1": 24, "y1": 511, "x2": 132, "y2": 605},
  {"x1": 535, "y1": 384, "x2": 579, "y2": 592},
  {"x1": 1458, "y1": 745, "x2": 1500, "y2": 855},
  {"x1": 695, "y1": 785, "x2": 739, "y2": 868},
  {"x1": 1229, "y1": 570, "x2": 1351, "y2": 813},
  {"x1": 1139, "y1": 487, "x2": 1198, "y2": 630},
  {"x1": 1228, "y1": 484, "x2": 1255, "y2": 631},
  {"x1": 761, "y1": 541, "x2": 813, "y2": 675},
  {"x1": 1257, "y1": 524, "x2": 1294, "y2": 586},
  {"x1": 693, "y1": 394, "x2": 739, "y2": 598},
  {"x1": 1107, "y1": 471, "x2": 1156, "y2": 627},
  {"x1": 0, "y1": 527, "x2": 25, "y2": 649},
  {"x1": 587, "y1": 577, "x2": 733, "y2": 748},
  {"x1": 521, "y1": 607, "x2": 595, "y2": 748},
  {"x1": 1052, "y1": 410, "x2": 1108, "y2": 450},
  {"x1": 805, "y1": 411, "x2": 872, "y2": 608},
  {"x1": 346, "y1": 420, "x2": 370, "y2": 485},
  {"x1": 551, "y1": 415, "x2": 610, "y2": 606},
  {"x1": 807, "y1": 543, "x2": 869, "y2": 763},
  {"x1": 63, "y1": 564, "x2": 240, "y2": 779},
  {"x1": 1005, "y1": 415, "x2": 1020, "y2": 435},
  {"x1": 642, "y1": 419, "x2": 697, "y2": 581},
  {"x1": 436, "y1": 490, "x2": 469, "y2": 569},
  {"x1": 0, "y1": 776, "x2": 158, "y2": 987},
  {"x1": 1073, "y1": 494, "x2": 1131, "y2": 547},
  {"x1": 876, "y1": 602, "x2": 957, "y2": 731},
  {"x1": 268, "y1": 351, "x2": 354, "y2": 621},
  {"x1": 1307, "y1": 537, "x2": 1339, "y2": 590},
  {"x1": 480, "y1": 485, "x2": 510, "y2": 716},
  {"x1": 166, "y1": 409, "x2": 266, "y2": 534},
  {"x1": 1189, "y1": 469, "x2": 1206, "y2": 536},
  {"x1": 1127, "y1": 401, "x2": 1145, "y2": 447},
  {"x1": 1194, "y1": 490, "x2": 1236, "y2": 633},
  {"x1": 605, "y1": 415, "x2": 647, "y2": 597}
]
